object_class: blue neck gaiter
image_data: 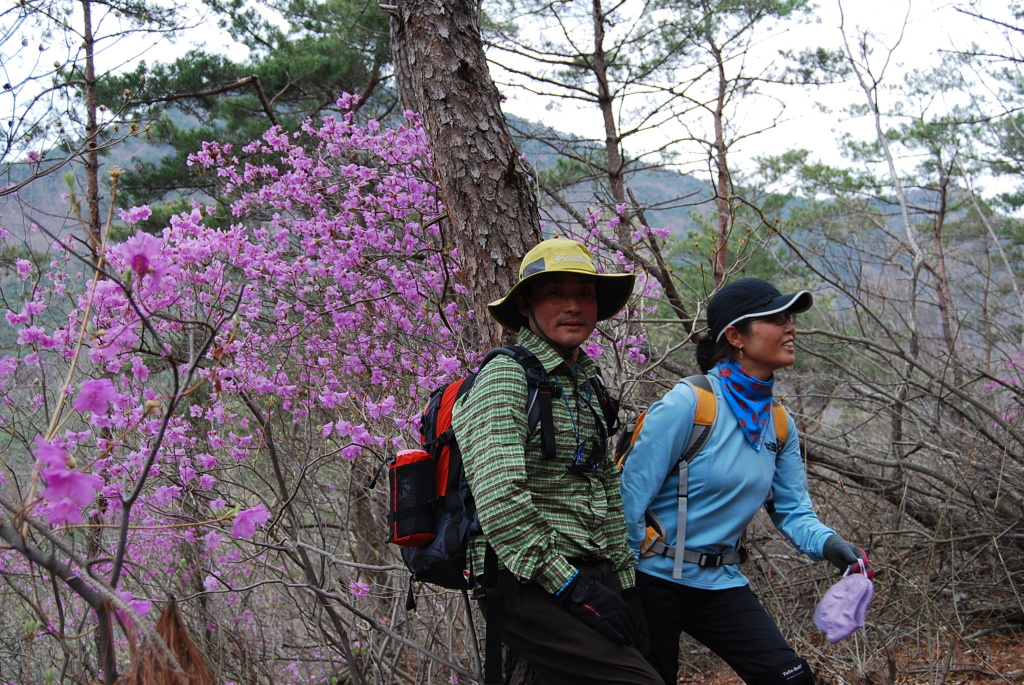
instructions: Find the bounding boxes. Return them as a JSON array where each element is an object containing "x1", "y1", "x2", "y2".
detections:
[{"x1": 716, "y1": 359, "x2": 775, "y2": 451}]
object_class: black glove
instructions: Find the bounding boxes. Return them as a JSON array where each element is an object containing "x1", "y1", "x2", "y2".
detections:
[
  {"x1": 556, "y1": 571, "x2": 637, "y2": 646},
  {"x1": 621, "y1": 586, "x2": 650, "y2": 657},
  {"x1": 823, "y1": 535, "x2": 874, "y2": 578}
]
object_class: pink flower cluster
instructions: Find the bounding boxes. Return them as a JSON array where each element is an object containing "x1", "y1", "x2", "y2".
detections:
[
  {"x1": 0, "y1": 95, "x2": 480, "y2": 681},
  {"x1": 0, "y1": 92, "x2": 655, "y2": 682},
  {"x1": 32, "y1": 436, "x2": 104, "y2": 525}
]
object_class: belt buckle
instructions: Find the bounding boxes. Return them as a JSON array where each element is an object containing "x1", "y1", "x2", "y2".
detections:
[{"x1": 698, "y1": 552, "x2": 722, "y2": 567}]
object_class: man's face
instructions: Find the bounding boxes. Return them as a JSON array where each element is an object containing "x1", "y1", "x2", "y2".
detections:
[{"x1": 517, "y1": 273, "x2": 599, "y2": 353}]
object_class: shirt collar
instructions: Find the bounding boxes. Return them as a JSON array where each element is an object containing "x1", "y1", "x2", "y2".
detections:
[{"x1": 515, "y1": 327, "x2": 597, "y2": 377}]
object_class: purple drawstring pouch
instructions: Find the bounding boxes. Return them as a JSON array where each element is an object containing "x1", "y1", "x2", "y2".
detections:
[{"x1": 813, "y1": 561, "x2": 874, "y2": 642}]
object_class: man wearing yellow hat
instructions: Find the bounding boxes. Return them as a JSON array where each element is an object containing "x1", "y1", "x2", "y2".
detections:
[{"x1": 453, "y1": 238, "x2": 660, "y2": 684}]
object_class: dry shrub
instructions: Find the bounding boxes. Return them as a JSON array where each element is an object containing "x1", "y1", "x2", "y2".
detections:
[{"x1": 118, "y1": 596, "x2": 214, "y2": 685}]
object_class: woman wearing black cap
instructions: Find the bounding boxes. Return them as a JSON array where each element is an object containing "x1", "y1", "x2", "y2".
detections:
[{"x1": 620, "y1": 278, "x2": 872, "y2": 685}]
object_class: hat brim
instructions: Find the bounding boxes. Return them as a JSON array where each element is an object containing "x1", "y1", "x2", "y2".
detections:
[
  {"x1": 488, "y1": 272, "x2": 636, "y2": 331},
  {"x1": 717, "y1": 290, "x2": 813, "y2": 341}
]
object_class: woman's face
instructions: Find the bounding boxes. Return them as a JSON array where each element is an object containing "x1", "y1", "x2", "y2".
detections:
[{"x1": 726, "y1": 311, "x2": 798, "y2": 380}]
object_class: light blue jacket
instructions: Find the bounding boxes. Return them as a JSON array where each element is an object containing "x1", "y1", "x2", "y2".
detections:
[{"x1": 620, "y1": 369, "x2": 836, "y2": 589}]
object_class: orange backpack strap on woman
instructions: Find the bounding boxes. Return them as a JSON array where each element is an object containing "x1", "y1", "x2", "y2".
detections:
[{"x1": 615, "y1": 375, "x2": 789, "y2": 578}]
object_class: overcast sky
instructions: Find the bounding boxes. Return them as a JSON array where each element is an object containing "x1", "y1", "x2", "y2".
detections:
[{"x1": 5, "y1": 0, "x2": 1019, "y2": 180}]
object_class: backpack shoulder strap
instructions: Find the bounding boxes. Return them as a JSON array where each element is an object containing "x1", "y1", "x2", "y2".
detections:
[
  {"x1": 669, "y1": 374, "x2": 718, "y2": 579},
  {"x1": 772, "y1": 402, "x2": 788, "y2": 452},
  {"x1": 588, "y1": 375, "x2": 621, "y2": 437},
  {"x1": 678, "y1": 375, "x2": 717, "y2": 466},
  {"x1": 614, "y1": 408, "x2": 646, "y2": 470},
  {"x1": 478, "y1": 346, "x2": 558, "y2": 460},
  {"x1": 763, "y1": 401, "x2": 789, "y2": 515}
]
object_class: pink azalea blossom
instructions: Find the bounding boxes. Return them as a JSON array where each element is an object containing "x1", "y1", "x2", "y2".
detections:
[
  {"x1": 131, "y1": 598, "x2": 152, "y2": 616},
  {"x1": 195, "y1": 453, "x2": 217, "y2": 470},
  {"x1": 41, "y1": 468, "x2": 103, "y2": 509},
  {"x1": 15, "y1": 259, "x2": 32, "y2": 281},
  {"x1": 231, "y1": 504, "x2": 270, "y2": 539},
  {"x1": 203, "y1": 531, "x2": 223, "y2": 551},
  {"x1": 37, "y1": 434, "x2": 103, "y2": 526},
  {"x1": 0, "y1": 356, "x2": 17, "y2": 377},
  {"x1": 582, "y1": 341, "x2": 602, "y2": 359},
  {"x1": 72, "y1": 378, "x2": 119, "y2": 415},
  {"x1": 117, "y1": 590, "x2": 152, "y2": 618},
  {"x1": 118, "y1": 205, "x2": 152, "y2": 225},
  {"x1": 6, "y1": 311, "x2": 29, "y2": 326},
  {"x1": 23, "y1": 300, "x2": 44, "y2": 316},
  {"x1": 180, "y1": 464, "x2": 197, "y2": 483},
  {"x1": 121, "y1": 230, "x2": 166, "y2": 283},
  {"x1": 32, "y1": 435, "x2": 69, "y2": 469},
  {"x1": 131, "y1": 356, "x2": 150, "y2": 382},
  {"x1": 17, "y1": 325, "x2": 58, "y2": 348},
  {"x1": 44, "y1": 498, "x2": 87, "y2": 526},
  {"x1": 149, "y1": 485, "x2": 181, "y2": 507},
  {"x1": 348, "y1": 581, "x2": 370, "y2": 599}
]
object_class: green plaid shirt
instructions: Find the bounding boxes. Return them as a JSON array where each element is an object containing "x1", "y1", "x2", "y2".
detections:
[{"x1": 451, "y1": 329, "x2": 635, "y2": 594}]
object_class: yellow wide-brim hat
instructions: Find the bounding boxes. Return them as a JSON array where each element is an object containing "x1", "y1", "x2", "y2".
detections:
[{"x1": 487, "y1": 238, "x2": 636, "y2": 331}]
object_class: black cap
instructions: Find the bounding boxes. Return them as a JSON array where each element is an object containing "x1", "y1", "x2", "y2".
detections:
[{"x1": 708, "y1": 278, "x2": 813, "y2": 342}]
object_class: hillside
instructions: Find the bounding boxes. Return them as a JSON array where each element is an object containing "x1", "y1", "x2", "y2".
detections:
[
  {"x1": 1, "y1": 111, "x2": 712, "y2": 248},
  {"x1": 1, "y1": 132, "x2": 175, "y2": 250}
]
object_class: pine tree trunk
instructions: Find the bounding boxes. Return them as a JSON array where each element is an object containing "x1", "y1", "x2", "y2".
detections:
[
  {"x1": 388, "y1": 0, "x2": 542, "y2": 350},
  {"x1": 389, "y1": 3, "x2": 542, "y2": 680},
  {"x1": 82, "y1": 0, "x2": 103, "y2": 264}
]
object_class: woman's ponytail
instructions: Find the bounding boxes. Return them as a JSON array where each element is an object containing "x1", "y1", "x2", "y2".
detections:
[
  {"x1": 695, "y1": 320, "x2": 751, "y2": 372},
  {"x1": 694, "y1": 335, "x2": 721, "y2": 373}
]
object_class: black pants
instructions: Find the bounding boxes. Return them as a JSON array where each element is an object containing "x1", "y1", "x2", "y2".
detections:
[
  {"x1": 637, "y1": 571, "x2": 809, "y2": 685},
  {"x1": 483, "y1": 561, "x2": 662, "y2": 685}
]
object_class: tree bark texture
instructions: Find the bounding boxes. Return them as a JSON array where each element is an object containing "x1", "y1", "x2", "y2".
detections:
[
  {"x1": 389, "y1": 0, "x2": 543, "y2": 350},
  {"x1": 82, "y1": 0, "x2": 102, "y2": 263},
  {"x1": 711, "y1": 39, "x2": 731, "y2": 288},
  {"x1": 591, "y1": 0, "x2": 628, "y2": 240}
]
